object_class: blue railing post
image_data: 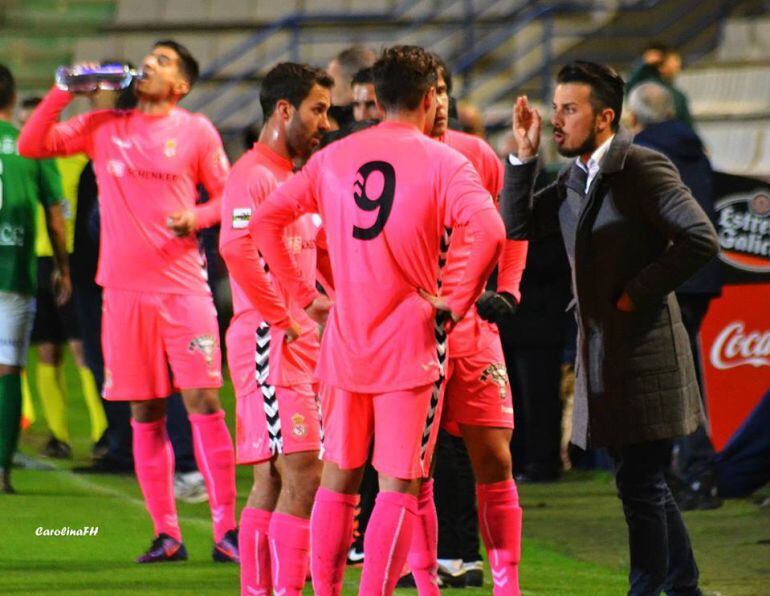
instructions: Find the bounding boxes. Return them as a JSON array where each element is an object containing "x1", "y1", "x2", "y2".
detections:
[
  {"x1": 290, "y1": 18, "x2": 301, "y2": 62},
  {"x1": 462, "y1": 0, "x2": 476, "y2": 95}
]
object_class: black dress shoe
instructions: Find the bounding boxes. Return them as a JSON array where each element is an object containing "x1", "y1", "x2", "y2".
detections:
[
  {"x1": 73, "y1": 457, "x2": 133, "y2": 474},
  {"x1": 41, "y1": 437, "x2": 72, "y2": 459}
]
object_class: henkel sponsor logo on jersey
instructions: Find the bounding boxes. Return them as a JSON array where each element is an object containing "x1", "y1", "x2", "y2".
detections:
[
  {"x1": 716, "y1": 191, "x2": 770, "y2": 273},
  {"x1": 710, "y1": 321, "x2": 770, "y2": 370}
]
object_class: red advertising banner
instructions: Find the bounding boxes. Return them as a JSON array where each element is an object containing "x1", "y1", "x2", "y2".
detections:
[
  {"x1": 699, "y1": 174, "x2": 770, "y2": 450},
  {"x1": 700, "y1": 284, "x2": 770, "y2": 450}
]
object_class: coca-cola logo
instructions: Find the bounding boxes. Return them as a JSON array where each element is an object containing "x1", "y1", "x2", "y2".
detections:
[
  {"x1": 710, "y1": 321, "x2": 770, "y2": 370},
  {"x1": 716, "y1": 191, "x2": 770, "y2": 273}
]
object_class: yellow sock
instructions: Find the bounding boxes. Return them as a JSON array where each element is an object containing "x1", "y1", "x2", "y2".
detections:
[
  {"x1": 21, "y1": 371, "x2": 36, "y2": 428},
  {"x1": 36, "y1": 362, "x2": 70, "y2": 443},
  {"x1": 78, "y1": 366, "x2": 107, "y2": 443}
]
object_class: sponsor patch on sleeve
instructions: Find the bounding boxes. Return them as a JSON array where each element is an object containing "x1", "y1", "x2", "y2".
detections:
[{"x1": 232, "y1": 207, "x2": 252, "y2": 229}]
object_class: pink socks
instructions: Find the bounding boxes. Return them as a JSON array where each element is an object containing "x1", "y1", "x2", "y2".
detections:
[
  {"x1": 310, "y1": 487, "x2": 358, "y2": 596},
  {"x1": 131, "y1": 418, "x2": 181, "y2": 541},
  {"x1": 240, "y1": 507, "x2": 272, "y2": 595},
  {"x1": 477, "y1": 479, "x2": 523, "y2": 595},
  {"x1": 189, "y1": 410, "x2": 237, "y2": 542},
  {"x1": 360, "y1": 491, "x2": 418, "y2": 595},
  {"x1": 268, "y1": 512, "x2": 311, "y2": 595},
  {"x1": 407, "y1": 479, "x2": 440, "y2": 595}
]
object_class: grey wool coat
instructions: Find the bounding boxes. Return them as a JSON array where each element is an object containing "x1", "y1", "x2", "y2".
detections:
[{"x1": 501, "y1": 128, "x2": 720, "y2": 448}]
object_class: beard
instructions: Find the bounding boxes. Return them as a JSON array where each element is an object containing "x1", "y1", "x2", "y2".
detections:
[{"x1": 556, "y1": 127, "x2": 598, "y2": 158}]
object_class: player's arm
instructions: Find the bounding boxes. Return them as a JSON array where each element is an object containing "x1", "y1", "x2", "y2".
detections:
[
  {"x1": 18, "y1": 87, "x2": 92, "y2": 159},
  {"x1": 476, "y1": 146, "x2": 528, "y2": 323},
  {"x1": 250, "y1": 165, "x2": 329, "y2": 324},
  {"x1": 476, "y1": 239, "x2": 528, "y2": 324},
  {"x1": 219, "y1": 175, "x2": 298, "y2": 334},
  {"x1": 38, "y1": 159, "x2": 71, "y2": 304},
  {"x1": 44, "y1": 204, "x2": 72, "y2": 305},
  {"x1": 314, "y1": 227, "x2": 335, "y2": 295},
  {"x1": 167, "y1": 120, "x2": 230, "y2": 237}
]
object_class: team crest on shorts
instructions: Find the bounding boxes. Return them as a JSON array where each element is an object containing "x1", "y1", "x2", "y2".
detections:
[
  {"x1": 480, "y1": 363, "x2": 508, "y2": 400},
  {"x1": 291, "y1": 413, "x2": 306, "y2": 438},
  {"x1": 188, "y1": 334, "x2": 217, "y2": 366}
]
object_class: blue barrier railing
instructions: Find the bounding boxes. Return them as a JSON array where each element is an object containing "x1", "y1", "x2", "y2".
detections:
[{"x1": 177, "y1": 0, "x2": 736, "y2": 130}]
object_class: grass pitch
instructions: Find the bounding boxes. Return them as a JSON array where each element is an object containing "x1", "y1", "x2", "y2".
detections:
[{"x1": 1, "y1": 351, "x2": 768, "y2": 594}]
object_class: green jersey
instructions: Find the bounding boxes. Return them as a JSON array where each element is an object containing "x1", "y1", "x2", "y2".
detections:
[{"x1": 0, "y1": 120, "x2": 63, "y2": 296}]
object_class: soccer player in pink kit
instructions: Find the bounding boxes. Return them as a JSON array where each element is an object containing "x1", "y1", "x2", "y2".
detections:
[
  {"x1": 249, "y1": 46, "x2": 506, "y2": 595},
  {"x1": 19, "y1": 41, "x2": 239, "y2": 563},
  {"x1": 403, "y1": 58, "x2": 528, "y2": 595},
  {"x1": 220, "y1": 62, "x2": 333, "y2": 596}
]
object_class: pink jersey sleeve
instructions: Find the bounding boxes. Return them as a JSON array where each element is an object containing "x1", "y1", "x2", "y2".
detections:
[
  {"x1": 443, "y1": 162, "x2": 506, "y2": 317},
  {"x1": 193, "y1": 117, "x2": 230, "y2": 230},
  {"x1": 497, "y1": 240, "x2": 528, "y2": 302},
  {"x1": 249, "y1": 161, "x2": 320, "y2": 309},
  {"x1": 18, "y1": 86, "x2": 102, "y2": 158},
  {"x1": 220, "y1": 163, "x2": 292, "y2": 328}
]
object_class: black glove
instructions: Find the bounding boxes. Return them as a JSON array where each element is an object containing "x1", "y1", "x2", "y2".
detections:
[{"x1": 476, "y1": 291, "x2": 518, "y2": 323}]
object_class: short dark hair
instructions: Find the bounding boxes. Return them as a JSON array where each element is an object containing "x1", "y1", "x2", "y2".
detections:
[
  {"x1": 431, "y1": 53, "x2": 453, "y2": 95},
  {"x1": 351, "y1": 67, "x2": 374, "y2": 86},
  {"x1": 154, "y1": 40, "x2": 200, "y2": 87},
  {"x1": 21, "y1": 96, "x2": 42, "y2": 110},
  {"x1": 260, "y1": 62, "x2": 334, "y2": 119},
  {"x1": 0, "y1": 64, "x2": 16, "y2": 110},
  {"x1": 372, "y1": 46, "x2": 438, "y2": 111},
  {"x1": 556, "y1": 60, "x2": 625, "y2": 131},
  {"x1": 333, "y1": 46, "x2": 377, "y2": 80}
]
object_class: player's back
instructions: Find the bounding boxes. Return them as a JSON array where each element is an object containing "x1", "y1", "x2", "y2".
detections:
[{"x1": 306, "y1": 120, "x2": 487, "y2": 392}]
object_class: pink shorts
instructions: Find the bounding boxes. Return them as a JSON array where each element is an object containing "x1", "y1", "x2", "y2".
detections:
[
  {"x1": 234, "y1": 383, "x2": 321, "y2": 465},
  {"x1": 102, "y1": 288, "x2": 222, "y2": 400},
  {"x1": 318, "y1": 382, "x2": 442, "y2": 480},
  {"x1": 441, "y1": 338, "x2": 514, "y2": 436}
]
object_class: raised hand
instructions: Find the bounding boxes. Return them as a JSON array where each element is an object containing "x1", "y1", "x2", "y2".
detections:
[{"x1": 512, "y1": 95, "x2": 542, "y2": 160}]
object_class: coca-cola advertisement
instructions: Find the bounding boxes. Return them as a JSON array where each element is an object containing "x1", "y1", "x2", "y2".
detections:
[{"x1": 701, "y1": 173, "x2": 770, "y2": 449}]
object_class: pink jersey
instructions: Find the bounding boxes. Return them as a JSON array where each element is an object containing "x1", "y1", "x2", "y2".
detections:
[
  {"x1": 18, "y1": 87, "x2": 229, "y2": 295},
  {"x1": 250, "y1": 120, "x2": 505, "y2": 393},
  {"x1": 439, "y1": 129, "x2": 529, "y2": 357},
  {"x1": 220, "y1": 143, "x2": 320, "y2": 387}
]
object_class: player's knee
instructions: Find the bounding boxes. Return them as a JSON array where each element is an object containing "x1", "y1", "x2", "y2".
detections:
[
  {"x1": 130, "y1": 398, "x2": 166, "y2": 423},
  {"x1": 181, "y1": 388, "x2": 220, "y2": 415}
]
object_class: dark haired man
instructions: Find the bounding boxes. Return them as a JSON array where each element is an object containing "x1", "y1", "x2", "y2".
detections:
[
  {"x1": 220, "y1": 61, "x2": 332, "y2": 595},
  {"x1": 626, "y1": 42, "x2": 692, "y2": 126},
  {"x1": 502, "y1": 60, "x2": 719, "y2": 595},
  {"x1": 249, "y1": 45, "x2": 505, "y2": 595},
  {"x1": 19, "y1": 40, "x2": 239, "y2": 564},
  {"x1": 402, "y1": 57, "x2": 528, "y2": 594},
  {"x1": 351, "y1": 67, "x2": 384, "y2": 122},
  {"x1": 0, "y1": 64, "x2": 70, "y2": 493},
  {"x1": 327, "y1": 45, "x2": 377, "y2": 128}
]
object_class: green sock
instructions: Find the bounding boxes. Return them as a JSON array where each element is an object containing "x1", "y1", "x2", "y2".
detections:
[{"x1": 0, "y1": 374, "x2": 22, "y2": 469}]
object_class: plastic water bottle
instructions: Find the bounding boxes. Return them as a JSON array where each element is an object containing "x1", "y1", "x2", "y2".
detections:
[{"x1": 55, "y1": 64, "x2": 143, "y2": 94}]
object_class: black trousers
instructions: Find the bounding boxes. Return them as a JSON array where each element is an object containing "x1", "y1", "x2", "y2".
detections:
[
  {"x1": 610, "y1": 440, "x2": 701, "y2": 596},
  {"x1": 434, "y1": 429, "x2": 482, "y2": 562},
  {"x1": 72, "y1": 285, "x2": 196, "y2": 472},
  {"x1": 505, "y1": 344, "x2": 563, "y2": 477},
  {"x1": 675, "y1": 294, "x2": 717, "y2": 485}
]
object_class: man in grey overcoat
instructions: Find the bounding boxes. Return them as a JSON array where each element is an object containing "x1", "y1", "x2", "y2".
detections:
[{"x1": 500, "y1": 61, "x2": 719, "y2": 595}]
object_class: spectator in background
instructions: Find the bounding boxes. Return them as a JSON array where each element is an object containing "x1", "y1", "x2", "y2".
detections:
[
  {"x1": 629, "y1": 81, "x2": 724, "y2": 510},
  {"x1": 457, "y1": 100, "x2": 486, "y2": 138},
  {"x1": 626, "y1": 42, "x2": 693, "y2": 127},
  {"x1": 17, "y1": 97, "x2": 106, "y2": 460},
  {"x1": 351, "y1": 67, "x2": 384, "y2": 122},
  {"x1": 326, "y1": 45, "x2": 376, "y2": 128}
]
